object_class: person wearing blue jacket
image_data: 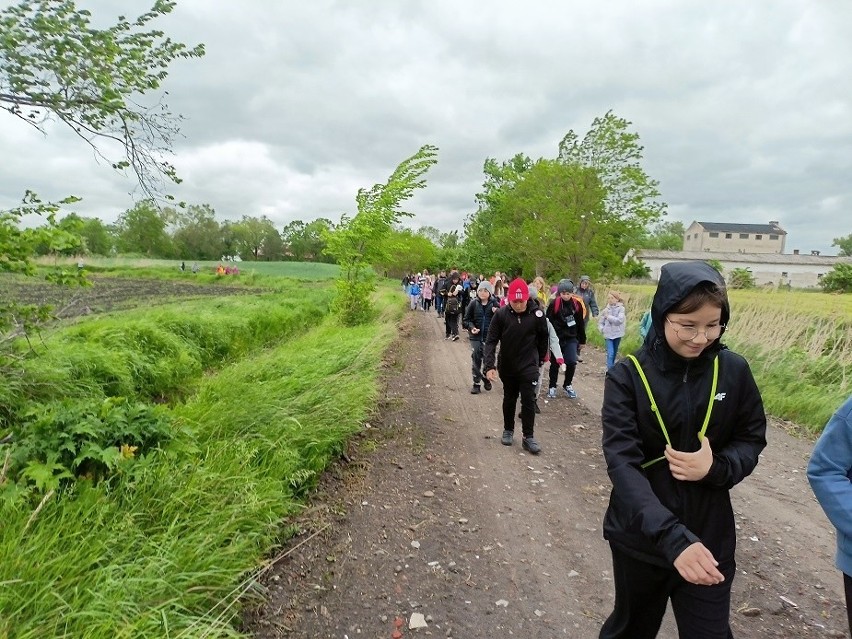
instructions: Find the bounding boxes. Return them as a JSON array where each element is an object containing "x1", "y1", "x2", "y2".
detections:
[
  {"x1": 807, "y1": 395, "x2": 852, "y2": 636},
  {"x1": 600, "y1": 261, "x2": 767, "y2": 638}
]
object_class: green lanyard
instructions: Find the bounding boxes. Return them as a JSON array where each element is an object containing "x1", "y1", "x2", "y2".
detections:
[{"x1": 625, "y1": 354, "x2": 719, "y2": 469}]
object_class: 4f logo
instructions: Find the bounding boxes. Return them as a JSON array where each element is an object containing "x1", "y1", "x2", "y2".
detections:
[{"x1": 714, "y1": 392, "x2": 727, "y2": 402}]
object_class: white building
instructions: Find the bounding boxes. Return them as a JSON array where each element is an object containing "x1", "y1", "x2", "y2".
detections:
[
  {"x1": 683, "y1": 221, "x2": 787, "y2": 254},
  {"x1": 629, "y1": 249, "x2": 851, "y2": 288}
]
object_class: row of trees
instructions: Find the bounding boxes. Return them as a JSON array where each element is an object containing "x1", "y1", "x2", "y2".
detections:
[{"x1": 41, "y1": 203, "x2": 337, "y2": 263}]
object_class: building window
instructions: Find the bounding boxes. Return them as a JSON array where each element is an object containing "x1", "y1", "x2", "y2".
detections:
[
  {"x1": 739, "y1": 233, "x2": 749, "y2": 239},
  {"x1": 769, "y1": 234, "x2": 779, "y2": 240},
  {"x1": 709, "y1": 232, "x2": 719, "y2": 238},
  {"x1": 755, "y1": 234, "x2": 762, "y2": 240},
  {"x1": 725, "y1": 233, "x2": 732, "y2": 239}
]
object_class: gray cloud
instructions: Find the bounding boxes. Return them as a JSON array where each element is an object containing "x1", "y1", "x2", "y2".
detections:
[{"x1": 2, "y1": 0, "x2": 849, "y2": 253}]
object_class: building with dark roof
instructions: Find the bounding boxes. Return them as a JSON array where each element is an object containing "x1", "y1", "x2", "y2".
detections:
[{"x1": 683, "y1": 220, "x2": 787, "y2": 254}]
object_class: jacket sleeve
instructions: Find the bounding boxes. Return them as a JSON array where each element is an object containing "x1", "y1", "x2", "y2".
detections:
[
  {"x1": 575, "y1": 303, "x2": 587, "y2": 344},
  {"x1": 483, "y1": 311, "x2": 502, "y2": 371},
  {"x1": 610, "y1": 306, "x2": 626, "y2": 326},
  {"x1": 701, "y1": 355, "x2": 767, "y2": 489},
  {"x1": 462, "y1": 300, "x2": 474, "y2": 329},
  {"x1": 807, "y1": 397, "x2": 852, "y2": 538},
  {"x1": 546, "y1": 319, "x2": 563, "y2": 360},
  {"x1": 589, "y1": 291, "x2": 599, "y2": 316},
  {"x1": 602, "y1": 364, "x2": 701, "y2": 564},
  {"x1": 536, "y1": 314, "x2": 549, "y2": 364}
]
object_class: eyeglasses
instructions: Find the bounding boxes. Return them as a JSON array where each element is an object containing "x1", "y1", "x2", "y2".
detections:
[{"x1": 665, "y1": 318, "x2": 725, "y2": 342}]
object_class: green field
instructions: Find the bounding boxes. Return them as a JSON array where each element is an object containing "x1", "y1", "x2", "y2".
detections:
[{"x1": 0, "y1": 265, "x2": 399, "y2": 638}]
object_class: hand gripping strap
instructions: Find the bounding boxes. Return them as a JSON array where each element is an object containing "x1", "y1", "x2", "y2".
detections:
[{"x1": 625, "y1": 354, "x2": 719, "y2": 469}]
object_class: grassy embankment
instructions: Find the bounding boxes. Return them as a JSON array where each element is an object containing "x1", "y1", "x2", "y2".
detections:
[
  {"x1": 0, "y1": 266, "x2": 400, "y2": 638},
  {"x1": 588, "y1": 284, "x2": 852, "y2": 434}
]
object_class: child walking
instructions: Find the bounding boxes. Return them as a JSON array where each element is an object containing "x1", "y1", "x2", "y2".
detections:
[
  {"x1": 599, "y1": 261, "x2": 767, "y2": 638},
  {"x1": 598, "y1": 291, "x2": 627, "y2": 369},
  {"x1": 545, "y1": 279, "x2": 586, "y2": 399},
  {"x1": 444, "y1": 284, "x2": 462, "y2": 340}
]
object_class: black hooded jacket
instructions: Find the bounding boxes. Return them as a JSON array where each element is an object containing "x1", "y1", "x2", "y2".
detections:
[
  {"x1": 601, "y1": 261, "x2": 767, "y2": 567},
  {"x1": 483, "y1": 301, "x2": 549, "y2": 381}
]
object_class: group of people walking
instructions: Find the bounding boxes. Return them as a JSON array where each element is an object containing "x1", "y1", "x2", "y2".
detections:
[{"x1": 400, "y1": 262, "x2": 852, "y2": 638}]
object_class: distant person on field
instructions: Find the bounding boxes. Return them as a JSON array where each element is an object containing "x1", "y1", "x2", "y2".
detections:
[
  {"x1": 483, "y1": 278, "x2": 549, "y2": 455},
  {"x1": 463, "y1": 280, "x2": 500, "y2": 394},
  {"x1": 191, "y1": 262, "x2": 199, "y2": 274},
  {"x1": 807, "y1": 395, "x2": 852, "y2": 637},
  {"x1": 180, "y1": 261, "x2": 185, "y2": 272},
  {"x1": 545, "y1": 279, "x2": 586, "y2": 399},
  {"x1": 577, "y1": 275, "x2": 599, "y2": 361},
  {"x1": 599, "y1": 261, "x2": 767, "y2": 639},
  {"x1": 599, "y1": 291, "x2": 627, "y2": 370}
]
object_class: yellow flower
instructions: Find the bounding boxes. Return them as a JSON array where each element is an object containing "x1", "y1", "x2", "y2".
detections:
[{"x1": 120, "y1": 444, "x2": 139, "y2": 459}]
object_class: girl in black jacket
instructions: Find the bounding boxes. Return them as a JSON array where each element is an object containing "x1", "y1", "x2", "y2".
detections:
[{"x1": 599, "y1": 262, "x2": 767, "y2": 639}]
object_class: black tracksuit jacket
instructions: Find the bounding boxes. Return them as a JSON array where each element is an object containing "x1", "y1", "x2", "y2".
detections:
[
  {"x1": 601, "y1": 262, "x2": 767, "y2": 568},
  {"x1": 483, "y1": 302, "x2": 549, "y2": 382}
]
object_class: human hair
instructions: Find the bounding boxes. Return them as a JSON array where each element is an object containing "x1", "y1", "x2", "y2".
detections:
[
  {"x1": 608, "y1": 290, "x2": 624, "y2": 304},
  {"x1": 532, "y1": 276, "x2": 547, "y2": 292},
  {"x1": 668, "y1": 282, "x2": 727, "y2": 315},
  {"x1": 493, "y1": 279, "x2": 505, "y2": 296}
]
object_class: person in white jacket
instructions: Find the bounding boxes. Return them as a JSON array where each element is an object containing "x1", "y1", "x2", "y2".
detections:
[{"x1": 598, "y1": 291, "x2": 627, "y2": 369}]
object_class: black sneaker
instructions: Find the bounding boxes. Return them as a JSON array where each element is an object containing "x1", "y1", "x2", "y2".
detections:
[
  {"x1": 522, "y1": 437, "x2": 541, "y2": 455},
  {"x1": 483, "y1": 379, "x2": 492, "y2": 391},
  {"x1": 470, "y1": 384, "x2": 481, "y2": 394},
  {"x1": 501, "y1": 430, "x2": 514, "y2": 446},
  {"x1": 534, "y1": 399, "x2": 541, "y2": 414}
]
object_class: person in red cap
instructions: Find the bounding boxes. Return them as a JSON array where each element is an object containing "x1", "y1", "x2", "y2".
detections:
[{"x1": 483, "y1": 277, "x2": 549, "y2": 454}]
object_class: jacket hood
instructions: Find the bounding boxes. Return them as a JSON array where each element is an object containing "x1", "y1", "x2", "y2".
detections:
[{"x1": 649, "y1": 261, "x2": 729, "y2": 344}]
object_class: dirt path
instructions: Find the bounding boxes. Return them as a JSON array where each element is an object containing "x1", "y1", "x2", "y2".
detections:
[{"x1": 246, "y1": 310, "x2": 848, "y2": 638}]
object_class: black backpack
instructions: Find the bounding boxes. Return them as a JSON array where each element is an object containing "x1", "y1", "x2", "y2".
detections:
[{"x1": 446, "y1": 296, "x2": 460, "y2": 314}]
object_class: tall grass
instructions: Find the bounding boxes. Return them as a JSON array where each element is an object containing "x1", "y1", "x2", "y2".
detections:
[
  {"x1": 0, "y1": 288, "x2": 403, "y2": 638},
  {"x1": 610, "y1": 285, "x2": 852, "y2": 433}
]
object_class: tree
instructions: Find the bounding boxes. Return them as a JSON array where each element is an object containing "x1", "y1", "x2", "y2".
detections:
[
  {"x1": 0, "y1": 0, "x2": 205, "y2": 196},
  {"x1": 325, "y1": 145, "x2": 438, "y2": 325},
  {"x1": 171, "y1": 204, "x2": 224, "y2": 260},
  {"x1": 115, "y1": 200, "x2": 172, "y2": 257},
  {"x1": 821, "y1": 263, "x2": 852, "y2": 293},
  {"x1": 832, "y1": 233, "x2": 852, "y2": 257},
  {"x1": 375, "y1": 228, "x2": 438, "y2": 276},
  {"x1": 231, "y1": 215, "x2": 281, "y2": 261},
  {"x1": 728, "y1": 267, "x2": 756, "y2": 289},
  {"x1": 79, "y1": 217, "x2": 114, "y2": 255},
  {"x1": 640, "y1": 220, "x2": 685, "y2": 251},
  {"x1": 558, "y1": 111, "x2": 666, "y2": 226},
  {"x1": 281, "y1": 218, "x2": 335, "y2": 262}
]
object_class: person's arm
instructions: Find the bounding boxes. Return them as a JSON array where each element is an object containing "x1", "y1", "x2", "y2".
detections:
[
  {"x1": 602, "y1": 364, "x2": 700, "y2": 565},
  {"x1": 699, "y1": 356, "x2": 767, "y2": 489},
  {"x1": 536, "y1": 314, "x2": 549, "y2": 365},
  {"x1": 808, "y1": 396, "x2": 852, "y2": 538},
  {"x1": 575, "y1": 304, "x2": 587, "y2": 345},
  {"x1": 589, "y1": 291, "x2": 599, "y2": 316},
  {"x1": 463, "y1": 300, "x2": 475, "y2": 331},
  {"x1": 483, "y1": 311, "x2": 502, "y2": 372},
  {"x1": 609, "y1": 305, "x2": 625, "y2": 326},
  {"x1": 546, "y1": 319, "x2": 564, "y2": 363}
]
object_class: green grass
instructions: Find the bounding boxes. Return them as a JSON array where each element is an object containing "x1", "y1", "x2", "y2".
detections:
[
  {"x1": 0, "y1": 286, "x2": 403, "y2": 638},
  {"x1": 35, "y1": 256, "x2": 341, "y2": 280}
]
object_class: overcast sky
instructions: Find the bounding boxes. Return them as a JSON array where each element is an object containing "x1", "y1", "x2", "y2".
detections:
[{"x1": 2, "y1": 0, "x2": 851, "y2": 254}]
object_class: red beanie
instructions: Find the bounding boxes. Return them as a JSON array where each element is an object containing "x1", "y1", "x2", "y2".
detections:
[{"x1": 507, "y1": 278, "x2": 529, "y2": 302}]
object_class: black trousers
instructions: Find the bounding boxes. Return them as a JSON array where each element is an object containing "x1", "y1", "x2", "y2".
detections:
[
  {"x1": 844, "y1": 572, "x2": 852, "y2": 636},
  {"x1": 600, "y1": 543, "x2": 735, "y2": 639},
  {"x1": 445, "y1": 312, "x2": 459, "y2": 337},
  {"x1": 548, "y1": 336, "x2": 578, "y2": 388},
  {"x1": 500, "y1": 374, "x2": 537, "y2": 437}
]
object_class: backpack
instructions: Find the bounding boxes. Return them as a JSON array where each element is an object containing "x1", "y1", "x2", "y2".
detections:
[{"x1": 446, "y1": 296, "x2": 460, "y2": 315}]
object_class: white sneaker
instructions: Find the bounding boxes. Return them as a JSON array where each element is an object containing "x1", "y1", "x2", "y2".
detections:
[{"x1": 547, "y1": 387, "x2": 557, "y2": 399}]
